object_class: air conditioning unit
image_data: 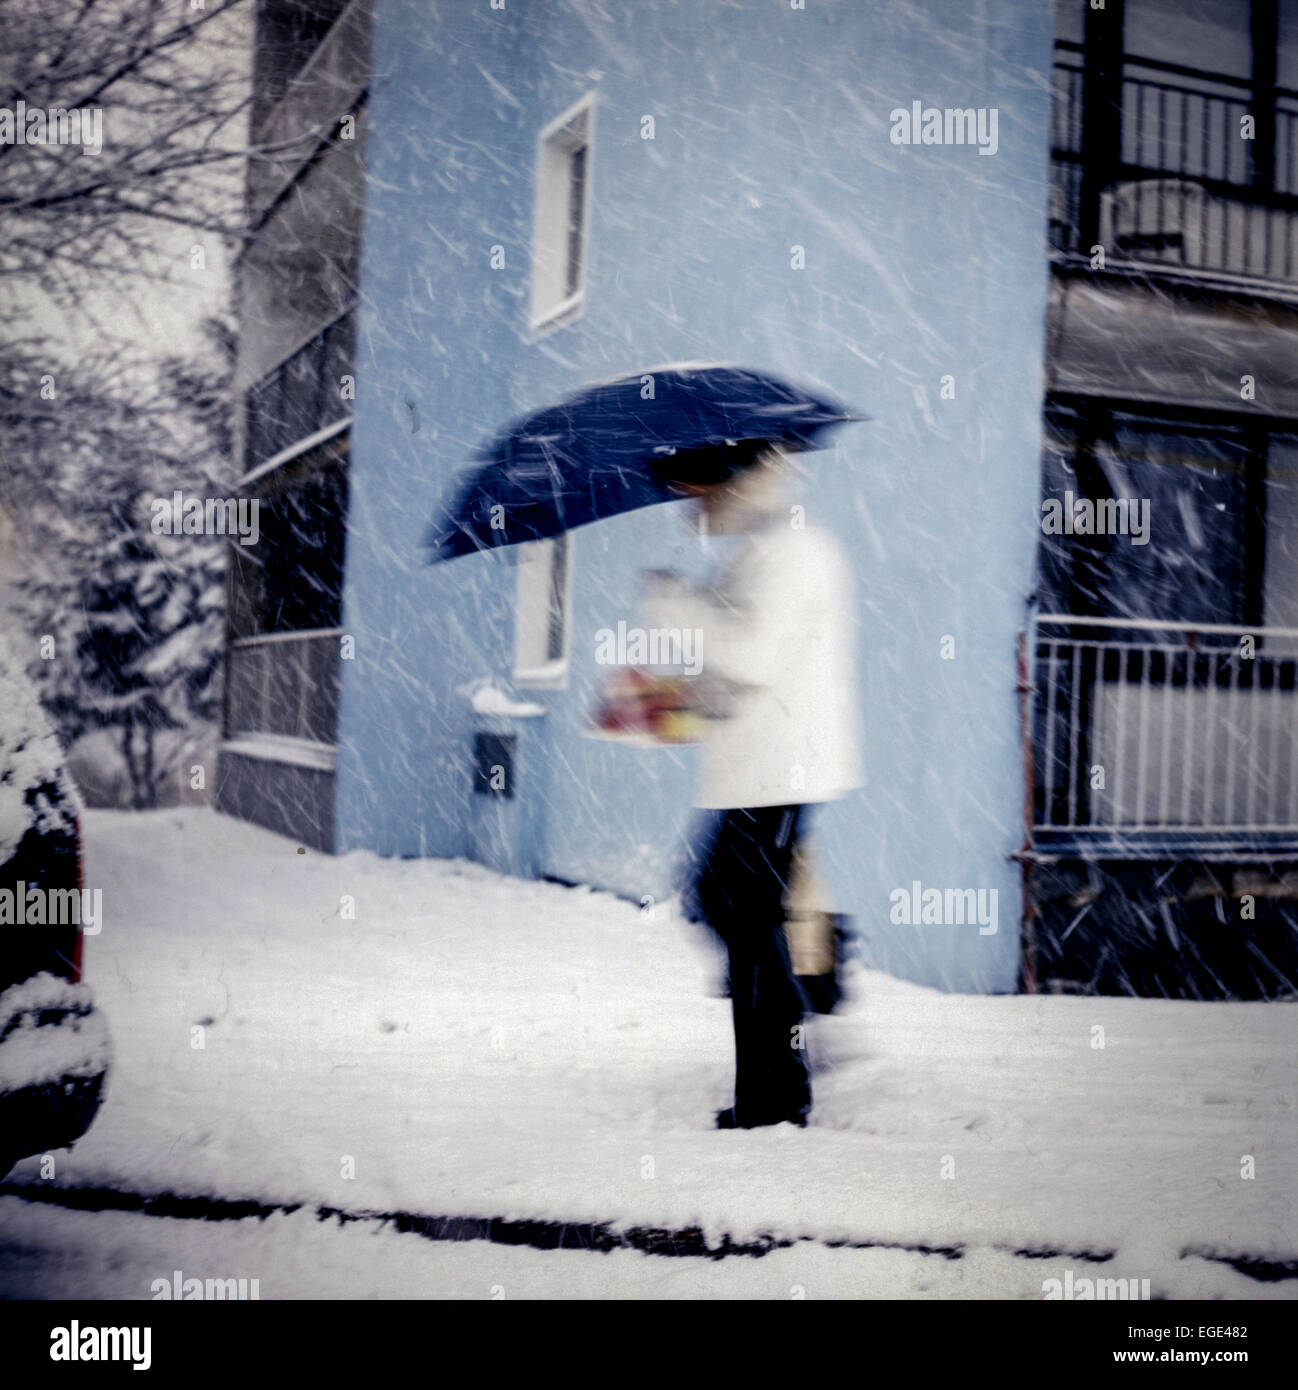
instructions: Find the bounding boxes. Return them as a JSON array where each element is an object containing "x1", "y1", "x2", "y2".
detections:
[{"x1": 1099, "y1": 178, "x2": 1207, "y2": 266}]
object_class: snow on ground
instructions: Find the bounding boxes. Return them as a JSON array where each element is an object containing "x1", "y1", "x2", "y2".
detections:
[
  {"x1": 0, "y1": 976, "x2": 110, "y2": 1091},
  {"x1": 0, "y1": 1197, "x2": 1286, "y2": 1300},
  {"x1": 2, "y1": 808, "x2": 1296, "y2": 1298}
]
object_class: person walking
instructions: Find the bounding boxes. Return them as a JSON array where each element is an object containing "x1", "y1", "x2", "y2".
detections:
[{"x1": 643, "y1": 441, "x2": 863, "y2": 1129}]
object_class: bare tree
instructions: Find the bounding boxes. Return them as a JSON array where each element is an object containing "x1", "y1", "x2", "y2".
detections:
[{"x1": 0, "y1": 0, "x2": 253, "y2": 313}]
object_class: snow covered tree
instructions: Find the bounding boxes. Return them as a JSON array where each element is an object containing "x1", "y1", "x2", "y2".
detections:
[
  {"x1": 0, "y1": 0, "x2": 251, "y2": 806},
  {"x1": 6, "y1": 320, "x2": 234, "y2": 808}
]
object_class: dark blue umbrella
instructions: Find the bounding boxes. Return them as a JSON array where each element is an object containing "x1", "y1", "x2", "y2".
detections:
[{"x1": 425, "y1": 362, "x2": 864, "y2": 560}]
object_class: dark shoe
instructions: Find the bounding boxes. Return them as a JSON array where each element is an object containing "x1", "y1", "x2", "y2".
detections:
[{"x1": 715, "y1": 1106, "x2": 807, "y2": 1130}]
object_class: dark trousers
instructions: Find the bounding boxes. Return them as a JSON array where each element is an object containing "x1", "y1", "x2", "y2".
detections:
[{"x1": 693, "y1": 805, "x2": 811, "y2": 1123}]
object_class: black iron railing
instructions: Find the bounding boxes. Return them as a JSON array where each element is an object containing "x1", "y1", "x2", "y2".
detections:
[{"x1": 1051, "y1": 52, "x2": 1298, "y2": 283}]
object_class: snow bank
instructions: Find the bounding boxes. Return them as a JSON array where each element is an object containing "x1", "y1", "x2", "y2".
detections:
[{"x1": 0, "y1": 974, "x2": 110, "y2": 1092}]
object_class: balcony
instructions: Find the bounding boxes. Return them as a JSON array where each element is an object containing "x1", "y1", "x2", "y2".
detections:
[
  {"x1": 246, "y1": 0, "x2": 373, "y2": 224},
  {"x1": 1051, "y1": 49, "x2": 1298, "y2": 288},
  {"x1": 1028, "y1": 614, "x2": 1298, "y2": 860},
  {"x1": 240, "y1": 308, "x2": 356, "y2": 482},
  {"x1": 224, "y1": 629, "x2": 342, "y2": 752}
]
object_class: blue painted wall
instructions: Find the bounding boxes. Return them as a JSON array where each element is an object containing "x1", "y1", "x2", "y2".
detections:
[{"x1": 333, "y1": 0, "x2": 1053, "y2": 992}]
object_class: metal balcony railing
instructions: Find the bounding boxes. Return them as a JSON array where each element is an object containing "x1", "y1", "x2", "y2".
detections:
[
  {"x1": 1029, "y1": 614, "x2": 1298, "y2": 858},
  {"x1": 1051, "y1": 55, "x2": 1298, "y2": 285},
  {"x1": 225, "y1": 629, "x2": 343, "y2": 749}
]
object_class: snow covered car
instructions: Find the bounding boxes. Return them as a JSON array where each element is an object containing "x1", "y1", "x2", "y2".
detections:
[{"x1": 0, "y1": 641, "x2": 110, "y2": 1178}]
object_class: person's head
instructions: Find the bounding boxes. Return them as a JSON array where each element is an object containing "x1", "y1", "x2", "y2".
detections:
[
  {"x1": 652, "y1": 440, "x2": 803, "y2": 534},
  {"x1": 651, "y1": 438, "x2": 762, "y2": 487}
]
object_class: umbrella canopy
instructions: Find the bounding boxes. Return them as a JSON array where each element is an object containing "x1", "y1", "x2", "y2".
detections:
[{"x1": 425, "y1": 362, "x2": 864, "y2": 560}]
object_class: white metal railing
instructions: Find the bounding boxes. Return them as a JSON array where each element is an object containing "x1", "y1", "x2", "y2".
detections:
[
  {"x1": 1031, "y1": 615, "x2": 1298, "y2": 844},
  {"x1": 226, "y1": 630, "x2": 342, "y2": 748}
]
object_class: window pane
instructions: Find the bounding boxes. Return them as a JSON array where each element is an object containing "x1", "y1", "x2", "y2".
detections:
[
  {"x1": 565, "y1": 145, "x2": 587, "y2": 298},
  {"x1": 245, "y1": 319, "x2": 354, "y2": 474},
  {"x1": 284, "y1": 332, "x2": 325, "y2": 444},
  {"x1": 266, "y1": 363, "x2": 293, "y2": 460},
  {"x1": 1053, "y1": 0, "x2": 1084, "y2": 46},
  {"x1": 261, "y1": 460, "x2": 347, "y2": 632},
  {"x1": 1038, "y1": 410, "x2": 1262, "y2": 628},
  {"x1": 1265, "y1": 436, "x2": 1298, "y2": 637},
  {"x1": 515, "y1": 537, "x2": 571, "y2": 681},
  {"x1": 226, "y1": 646, "x2": 267, "y2": 735},
  {"x1": 546, "y1": 533, "x2": 569, "y2": 661},
  {"x1": 322, "y1": 311, "x2": 357, "y2": 420},
  {"x1": 227, "y1": 543, "x2": 263, "y2": 638},
  {"x1": 1281, "y1": 0, "x2": 1298, "y2": 89},
  {"x1": 229, "y1": 442, "x2": 348, "y2": 637},
  {"x1": 244, "y1": 379, "x2": 271, "y2": 470},
  {"x1": 1123, "y1": 0, "x2": 1251, "y2": 79},
  {"x1": 515, "y1": 540, "x2": 551, "y2": 670},
  {"x1": 1037, "y1": 411, "x2": 1088, "y2": 614},
  {"x1": 302, "y1": 635, "x2": 342, "y2": 742},
  {"x1": 1101, "y1": 418, "x2": 1254, "y2": 628},
  {"x1": 266, "y1": 641, "x2": 304, "y2": 736}
]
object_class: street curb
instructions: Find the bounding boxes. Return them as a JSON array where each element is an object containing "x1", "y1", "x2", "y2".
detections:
[{"x1": 2, "y1": 1179, "x2": 1295, "y2": 1281}]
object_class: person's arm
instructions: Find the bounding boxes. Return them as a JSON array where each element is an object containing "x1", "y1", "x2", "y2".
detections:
[{"x1": 640, "y1": 534, "x2": 819, "y2": 692}]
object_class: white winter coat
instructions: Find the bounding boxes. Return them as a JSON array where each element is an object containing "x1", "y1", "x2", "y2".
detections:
[{"x1": 641, "y1": 456, "x2": 863, "y2": 810}]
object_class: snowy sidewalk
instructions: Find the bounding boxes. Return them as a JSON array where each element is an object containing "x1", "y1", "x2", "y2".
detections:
[{"x1": 3, "y1": 808, "x2": 1296, "y2": 1298}]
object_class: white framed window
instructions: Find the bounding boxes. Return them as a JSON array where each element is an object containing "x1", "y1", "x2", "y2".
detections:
[
  {"x1": 514, "y1": 533, "x2": 572, "y2": 687},
  {"x1": 529, "y1": 92, "x2": 594, "y2": 334}
]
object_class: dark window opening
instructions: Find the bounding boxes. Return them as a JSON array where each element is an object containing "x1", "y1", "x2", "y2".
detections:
[
  {"x1": 564, "y1": 145, "x2": 587, "y2": 299},
  {"x1": 229, "y1": 444, "x2": 349, "y2": 642},
  {"x1": 1038, "y1": 404, "x2": 1266, "y2": 632},
  {"x1": 224, "y1": 439, "x2": 348, "y2": 746},
  {"x1": 546, "y1": 533, "x2": 569, "y2": 662}
]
